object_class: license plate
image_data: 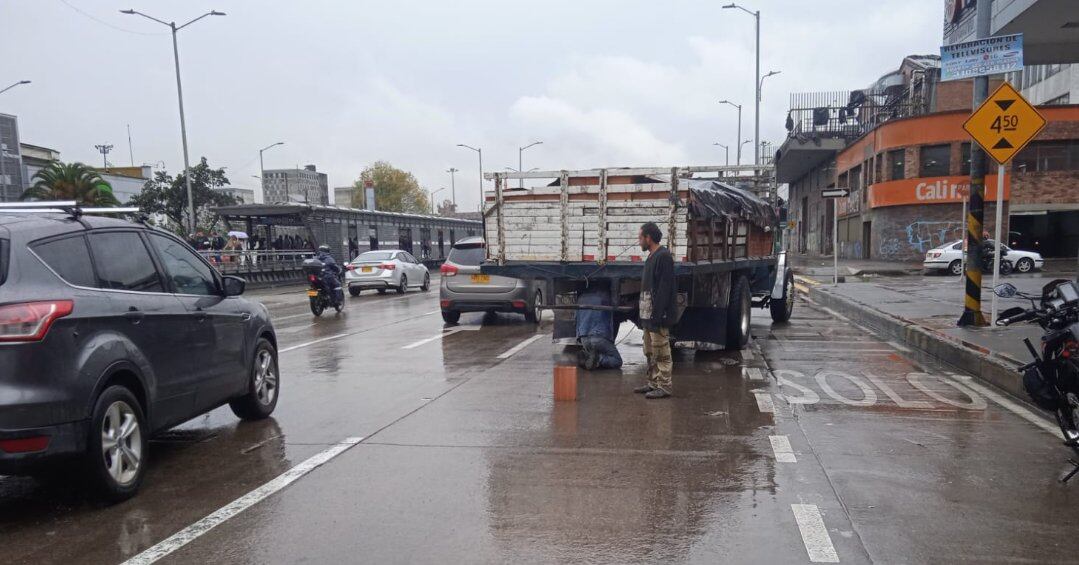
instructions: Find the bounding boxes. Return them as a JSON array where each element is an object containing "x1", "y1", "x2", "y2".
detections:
[
  {"x1": 471, "y1": 274, "x2": 490, "y2": 283},
  {"x1": 307, "y1": 290, "x2": 319, "y2": 297},
  {"x1": 361, "y1": 266, "x2": 373, "y2": 273}
]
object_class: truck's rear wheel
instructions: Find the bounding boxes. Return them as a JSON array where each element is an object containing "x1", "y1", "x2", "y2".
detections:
[
  {"x1": 726, "y1": 275, "x2": 751, "y2": 349},
  {"x1": 770, "y1": 270, "x2": 794, "y2": 323}
]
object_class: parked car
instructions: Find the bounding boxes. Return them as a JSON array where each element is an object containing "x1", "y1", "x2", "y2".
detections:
[
  {"x1": 0, "y1": 210, "x2": 278, "y2": 501},
  {"x1": 439, "y1": 237, "x2": 543, "y2": 324},
  {"x1": 345, "y1": 249, "x2": 430, "y2": 295},
  {"x1": 923, "y1": 239, "x2": 1044, "y2": 275}
]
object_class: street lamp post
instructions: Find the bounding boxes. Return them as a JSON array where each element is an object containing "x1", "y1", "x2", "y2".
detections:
[
  {"x1": 258, "y1": 141, "x2": 284, "y2": 203},
  {"x1": 518, "y1": 141, "x2": 542, "y2": 189},
  {"x1": 0, "y1": 80, "x2": 31, "y2": 96},
  {"x1": 712, "y1": 143, "x2": 729, "y2": 166},
  {"x1": 740, "y1": 139, "x2": 753, "y2": 159},
  {"x1": 718, "y1": 100, "x2": 742, "y2": 165},
  {"x1": 121, "y1": 8, "x2": 225, "y2": 235},
  {"x1": 430, "y1": 186, "x2": 447, "y2": 215},
  {"x1": 447, "y1": 167, "x2": 458, "y2": 207},
  {"x1": 456, "y1": 144, "x2": 483, "y2": 211},
  {"x1": 722, "y1": 3, "x2": 761, "y2": 168}
]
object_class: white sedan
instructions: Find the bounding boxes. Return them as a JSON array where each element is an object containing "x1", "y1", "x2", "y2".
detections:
[
  {"x1": 923, "y1": 239, "x2": 1044, "y2": 275},
  {"x1": 345, "y1": 250, "x2": 431, "y2": 296}
]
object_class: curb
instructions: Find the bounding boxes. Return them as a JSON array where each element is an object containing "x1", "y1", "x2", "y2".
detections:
[{"x1": 794, "y1": 274, "x2": 1026, "y2": 399}]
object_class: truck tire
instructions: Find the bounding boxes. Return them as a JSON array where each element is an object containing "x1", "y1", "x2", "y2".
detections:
[
  {"x1": 726, "y1": 275, "x2": 751, "y2": 350},
  {"x1": 770, "y1": 270, "x2": 795, "y2": 323}
]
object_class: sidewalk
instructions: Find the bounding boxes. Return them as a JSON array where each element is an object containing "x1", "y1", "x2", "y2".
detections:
[
  {"x1": 793, "y1": 272, "x2": 1076, "y2": 398},
  {"x1": 789, "y1": 255, "x2": 922, "y2": 278}
]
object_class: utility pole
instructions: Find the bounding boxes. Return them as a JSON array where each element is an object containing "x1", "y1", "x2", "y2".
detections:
[
  {"x1": 447, "y1": 167, "x2": 458, "y2": 206},
  {"x1": 713, "y1": 143, "x2": 729, "y2": 166},
  {"x1": 126, "y1": 125, "x2": 134, "y2": 166},
  {"x1": 719, "y1": 100, "x2": 742, "y2": 165},
  {"x1": 456, "y1": 144, "x2": 483, "y2": 211},
  {"x1": 957, "y1": 1, "x2": 991, "y2": 327},
  {"x1": 259, "y1": 142, "x2": 284, "y2": 203},
  {"x1": 94, "y1": 144, "x2": 114, "y2": 170},
  {"x1": 518, "y1": 141, "x2": 542, "y2": 189}
]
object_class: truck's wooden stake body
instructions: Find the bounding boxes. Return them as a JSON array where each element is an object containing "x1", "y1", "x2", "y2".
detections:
[{"x1": 480, "y1": 166, "x2": 794, "y2": 350}]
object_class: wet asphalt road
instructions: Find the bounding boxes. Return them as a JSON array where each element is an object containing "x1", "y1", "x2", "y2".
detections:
[{"x1": 4, "y1": 275, "x2": 1079, "y2": 564}]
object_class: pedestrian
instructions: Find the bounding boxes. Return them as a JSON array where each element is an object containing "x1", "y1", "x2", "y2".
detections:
[
  {"x1": 634, "y1": 222, "x2": 676, "y2": 399},
  {"x1": 576, "y1": 286, "x2": 623, "y2": 370}
]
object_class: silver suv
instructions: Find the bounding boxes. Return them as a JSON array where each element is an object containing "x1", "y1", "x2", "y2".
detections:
[{"x1": 438, "y1": 237, "x2": 542, "y2": 324}]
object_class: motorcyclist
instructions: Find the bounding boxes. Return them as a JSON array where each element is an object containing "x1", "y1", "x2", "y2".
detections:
[{"x1": 315, "y1": 244, "x2": 344, "y2": 303}]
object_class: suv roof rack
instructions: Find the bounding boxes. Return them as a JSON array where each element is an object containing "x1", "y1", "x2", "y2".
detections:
[{"x1": 0, "y1": 201, "x2": 144, "y2": 220}]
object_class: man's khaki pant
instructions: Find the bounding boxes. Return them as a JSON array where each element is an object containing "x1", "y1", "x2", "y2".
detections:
[{"x1": 643, "y1": 327, "x2": 672, "y2": 393}]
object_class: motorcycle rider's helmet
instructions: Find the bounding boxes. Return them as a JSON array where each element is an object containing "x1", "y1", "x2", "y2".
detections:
[{"x1": 318, "y1": 244, "x2": 331, "y2": 253}]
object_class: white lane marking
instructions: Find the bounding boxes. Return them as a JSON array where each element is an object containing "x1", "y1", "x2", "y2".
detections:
[
  {"x1": 279, "y1": 332, "x2": 355, "y2": 353},
  {"x1": 123, "y1": 437, "x2": 364, "y2": 565},
  {"x1": 744, "y1": 367, "x2": 768, "y2": 382},
  {"x1": 791, "y1": 504, "x2": 840, "y2": 563},
  {"x1": 402, "y1": 328, "x2": 463, "y2": 349},
  {"x1": 497, "y1": 334, "x2": 545, "y2": 359},
  {"x1": 423, "y1": 309, "x2": 441, "y2": 315},
  {"x1": 272, "y1": 312, "x2": 314, "y2": 322},
  {"x1": 741, "y1": 349, "x2": 756, "y2": 362},
  {"x1": 754, "y1": 392, "x2": 775, "y2": 413},
  {"x1": 769, "y1": 435, "x2": 797, "y2": 463},
  {"x1": 948, "y1": 374, "x2": 1059, "y2": 436}
]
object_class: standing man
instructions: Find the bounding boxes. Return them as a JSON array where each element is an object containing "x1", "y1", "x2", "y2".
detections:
[{"x1": 635, "y1": 222, "x2": 677, "y2": 399}]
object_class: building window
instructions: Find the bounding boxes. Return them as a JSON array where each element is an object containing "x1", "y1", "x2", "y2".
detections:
[
  {"x1": 888, "y1": 149, "x2": 905, "y2": 181},
  {"x1": 919, "y1": 144, "x2": 951, "y2": 177},
  {"x1": 960, "y1": 143, "x2": 971, "y2": 176},
  {"x1": 1013, "y1": 141, "x2": 1079, "y2": 172},
  {"x1": 1045, "y1": 93, "x2": 1070, "y2": 106}
]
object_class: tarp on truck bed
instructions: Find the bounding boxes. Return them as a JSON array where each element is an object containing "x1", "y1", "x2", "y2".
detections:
[{"x1": 686, "y1": 179, "x2": 777, "y2": 230}]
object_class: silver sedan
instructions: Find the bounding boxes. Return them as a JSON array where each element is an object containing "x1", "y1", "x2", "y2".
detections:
[{"x1": 345, "y1": 250, "x2": 431, "y2": 296}]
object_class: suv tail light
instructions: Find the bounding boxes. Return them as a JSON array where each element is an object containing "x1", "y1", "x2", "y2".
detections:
[
  {"x1": 380, "y1": 263, "x2": 396, "y2": 270},
  {"x1": 0, "y1": 300, "x2": 74, "y2": 343},
  {"x1": 440, "y1": 263, "x2": 458, "y2": 276}
]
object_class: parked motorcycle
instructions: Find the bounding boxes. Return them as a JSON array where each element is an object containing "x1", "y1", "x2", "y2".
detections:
[
  {"x1": 981, "y1": 244, "x2": 1013, "y2": 275},
  {"x1": 995, "y1": 279, "x2": 1079, "y2": 481},
  {"x1": 303, "y1": 258, "x2": 344, "y2": 317}
]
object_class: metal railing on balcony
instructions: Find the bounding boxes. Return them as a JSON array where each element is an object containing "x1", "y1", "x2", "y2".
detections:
[{"x1": 784, "y1": 89, "x2": 929, "y2": 141}]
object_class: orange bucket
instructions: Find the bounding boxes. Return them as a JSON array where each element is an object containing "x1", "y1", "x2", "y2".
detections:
[{"x1": 553, "y1": 365, "x2": 578, "y2": 401}]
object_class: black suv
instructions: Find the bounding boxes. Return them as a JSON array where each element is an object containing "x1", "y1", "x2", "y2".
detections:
[{"x1": 0, "y1": 211, "x2": 279, "y2": 500}]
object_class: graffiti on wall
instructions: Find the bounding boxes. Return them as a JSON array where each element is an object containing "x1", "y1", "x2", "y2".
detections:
[
  {"x1": 879, "y1": 238, "x2": 901, "y2": 258},
  {"x1": 904, "y1": 221, "x2": 963, "y2": 253}
]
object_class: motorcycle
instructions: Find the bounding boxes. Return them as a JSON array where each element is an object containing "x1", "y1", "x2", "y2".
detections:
[
  {"x1": 302, "y1": 258, "x2": 345, "y2": 317},
  {"x1": 981, "y1": 245, "x2": 1013, "y2": 275},
  {"x1": 995, "y1": 279, "x2": 1079, "y2": 481}
]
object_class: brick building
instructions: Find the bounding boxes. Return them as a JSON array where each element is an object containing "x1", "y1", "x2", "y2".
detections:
[{"x1": 776, "y1": 55, "x2": 1079, "y2": 261}]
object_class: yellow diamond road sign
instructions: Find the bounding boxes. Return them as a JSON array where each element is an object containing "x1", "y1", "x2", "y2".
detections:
[{"x1": 963, "y1": 81, "x2": 1046, "y2": 165}]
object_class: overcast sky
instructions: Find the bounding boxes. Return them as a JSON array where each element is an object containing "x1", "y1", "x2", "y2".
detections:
[{"x1": 1, "y1": 0, "x2": 945, "y2": 210}]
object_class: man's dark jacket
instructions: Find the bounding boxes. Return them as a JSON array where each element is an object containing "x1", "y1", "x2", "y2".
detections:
[{"x1": 641, "y1": 245, "x2": 677, "y2": 331}]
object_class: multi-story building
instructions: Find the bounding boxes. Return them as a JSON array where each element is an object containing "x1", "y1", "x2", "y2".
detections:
[
  {"x1": 262, "y1": 164, "x2": 328, "y2": 205},
  {"x1": 0, "y1": 114, "x2": 26, "y2": 202},
  {"x1": 776, "y1": 53, "x2": 1079, "y2": 261},
  {"x1": 334, "y1": 186, "x2": 355, "y2": 207}
]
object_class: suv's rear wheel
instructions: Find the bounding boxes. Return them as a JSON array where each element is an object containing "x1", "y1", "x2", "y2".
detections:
[
  {"x1": 230, "y1": 338, "x2": 280, "y2": 420},
  {"x1": 442, "y1": 310, "x2": 461, "y2": 324},
  {"x1": 525, "y1": 289, "x2": 543, "y2": 324},
  {"x1": 87, "y1": 385, "x2": 147, "y2": 502}
]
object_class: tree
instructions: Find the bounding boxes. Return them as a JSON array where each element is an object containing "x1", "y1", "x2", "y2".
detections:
[
  {"x1": 21, "y1": 161, "x2": 119, "y2": 206},
  {"x1": 437, "y1": 199, "x2": 457, "y2": 216},
  {"x1": 129, "y1": 157, "x2": 236, "y2": 234},
  {"x1": 355, "y1": 161, "x2": 429, "y2": 214}
]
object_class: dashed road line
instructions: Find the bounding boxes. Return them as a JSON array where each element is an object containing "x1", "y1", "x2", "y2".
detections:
[
  {"x1": 791, "y1": 503, "x2": 840, "y2": 563},
  {"x1": 402, "y1": 328, "x2": 464, "y2": 349},
  {"x1": 497, "y1": 334, "x2": 545, "y2": 359},
  {"x1": 754, "y1": 392, "x2": 775, "y2": 413},
  {"x1": 741, "y1": 348, "x2": 756, "y2": 362},
  {"x1": 280, "y1": 332, "x2": 356, "y2": 353},
  {"x1": 744, "y1": 367, "x2": 768, "y2": 382},
  {"x1": 769, "y1": 435, "x2": 797, "y2": 463},
  {"x1": 123, "y1": 437, "x2": 364, "y2": 565}
]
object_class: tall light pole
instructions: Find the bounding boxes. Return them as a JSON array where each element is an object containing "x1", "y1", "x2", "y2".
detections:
[
  {"x1": 430, "y1": 186, "x2": 447, "y2": 214},
  {"x1": 713, "y1": 143, "x2": 729, "y2": 166},
  {"x1": 121, "y1": 8, "x2": 226, "y2": 235},
  {"x1": 518, "y1": 141, "x2": 542, "y2": 189},
  {"x1": 94, "y1": 144, "x2": 114, "y2": 170},
  {"x1": 740, "y1": 139, "x2": 753, "y2": 158},
  {"x1": 722, "y1": 3, "x2": 760, "y2": 168},
  {"x1": 258, "y1": 141, "x2": 284, "y2": 203},
  {"x1": 447, "y1": 167, "x2": 458, "y2": 207},
  {"x1": 0, "y1": 80, "x2": 30, "y2": 96},
  {"x1": 456, "y1": 144, "x2": 483, "y2": 210},
  {"x1": 718, "y1": 100, "x2": 742, "y2": 165}
]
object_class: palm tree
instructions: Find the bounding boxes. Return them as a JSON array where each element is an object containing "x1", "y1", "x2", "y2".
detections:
[{"x1": 21, "y1": 161, "x2": 119, "y2": 206}]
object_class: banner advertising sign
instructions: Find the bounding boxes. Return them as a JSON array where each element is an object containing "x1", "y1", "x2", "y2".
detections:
[
  {"x1": 867, "y1": 175, "x2": 1009, "y2": 208},
  {"x1": 941, "y1": 33, "x2": 1023, "y2": 81}
]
